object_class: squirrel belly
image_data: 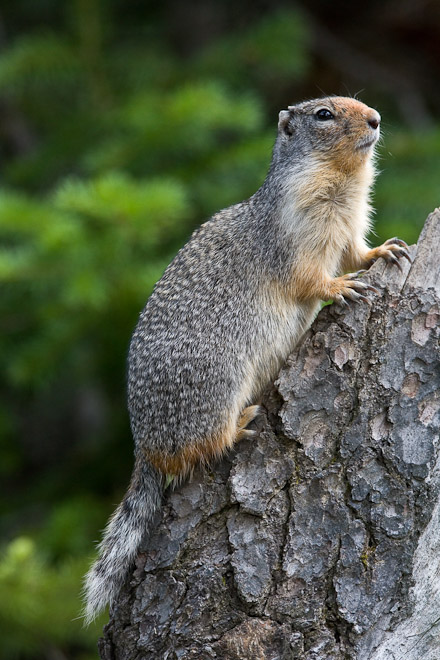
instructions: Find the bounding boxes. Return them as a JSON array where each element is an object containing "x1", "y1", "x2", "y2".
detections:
[{"x1": 83, "y1": 96, "x2": 411, "y2": 624}]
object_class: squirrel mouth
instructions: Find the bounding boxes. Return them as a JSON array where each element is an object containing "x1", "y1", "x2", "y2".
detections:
[{"x1": 357, "y1": 136, "x2": 378, "y2": 151}]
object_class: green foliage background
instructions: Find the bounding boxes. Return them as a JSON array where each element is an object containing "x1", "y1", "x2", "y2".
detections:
[{"x1": 1, "y1": 1, "x2": 438, "y2": 658}]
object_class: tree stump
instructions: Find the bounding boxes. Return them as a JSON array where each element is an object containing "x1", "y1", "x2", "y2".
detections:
[{"x1": 99, "y1": 210, "x2": 440, "y2": 660}]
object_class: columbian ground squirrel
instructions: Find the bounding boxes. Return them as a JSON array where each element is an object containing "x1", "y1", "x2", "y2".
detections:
[{"x1": 84, "y1": 96, "x2": 410, "y2": 624}]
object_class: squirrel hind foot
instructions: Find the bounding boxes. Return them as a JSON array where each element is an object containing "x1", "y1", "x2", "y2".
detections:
[{"x1": 236, "y1": 404, "x2": 263, "y2": 440}]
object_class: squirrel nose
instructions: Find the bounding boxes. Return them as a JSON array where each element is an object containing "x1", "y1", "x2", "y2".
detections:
[{"x1": 368, "y1": 112, "x2": 381, "y2": 130}]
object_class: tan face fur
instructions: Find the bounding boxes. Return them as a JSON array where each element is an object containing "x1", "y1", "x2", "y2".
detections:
[{"x1": 278, "y1": 96, "x2": 381, "y2": 173}]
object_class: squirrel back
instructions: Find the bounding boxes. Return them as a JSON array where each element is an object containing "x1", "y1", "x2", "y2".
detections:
[{"x1": 84, "y1": 97, "x2": 410, "y2": 623}]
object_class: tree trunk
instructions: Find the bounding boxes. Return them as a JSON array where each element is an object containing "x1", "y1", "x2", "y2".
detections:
[{"x1": 99, "y1": 210, "x2": 440, "y2": 660}]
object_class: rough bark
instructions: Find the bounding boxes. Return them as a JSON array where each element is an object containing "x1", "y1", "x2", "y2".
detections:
[{"x1": 99, "y1": 210, "x2": 440, "y2": 660}]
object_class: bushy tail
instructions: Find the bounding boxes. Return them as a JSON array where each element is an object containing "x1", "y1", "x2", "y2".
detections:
[{"x1": 83, "y1": 457, "x2": 163, "y2": 625}]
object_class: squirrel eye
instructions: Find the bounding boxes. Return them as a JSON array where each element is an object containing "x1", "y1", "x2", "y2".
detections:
[{"x1": 315, "y1": 108, "x2": 334, "y2": 121}]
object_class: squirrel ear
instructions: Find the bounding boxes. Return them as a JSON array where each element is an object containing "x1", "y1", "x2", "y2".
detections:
[{"x1": 278, "y1": 110, "x2": 294, "y2": 136}]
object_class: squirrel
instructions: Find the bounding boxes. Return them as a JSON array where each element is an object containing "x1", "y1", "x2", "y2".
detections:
[{"x1": 83, "y1": 96, "x2": 410, "y2": 624}]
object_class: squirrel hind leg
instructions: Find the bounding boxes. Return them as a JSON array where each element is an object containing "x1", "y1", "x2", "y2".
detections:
[
  {"x1": 145, "y1": 406, "x2": 262, "y2": 480},
  {"x1": 236, "y1": 404, "x2": 263, "y2": 441},
  {"x1": 145, "y1": 416, "x2": 239, "y2": 477}
]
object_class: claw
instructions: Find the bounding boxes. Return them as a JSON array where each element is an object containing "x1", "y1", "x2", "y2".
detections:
[
  {"x1": 350, "y1": 280, "x2": 368, "y2": 290},
  {"x1": 388, "y1": 254, "x2": 403, "y2": 272},
  {"x1": 346, "y1": 288, "x2": 371, "y2": 304},
  {"x1": 385, "y1": 237, "x2": 409, "y2": 249},
  {"x1": 397, "y1": 248, "x2": 412, "y2": 263},
  {"x1": 349, "y1": 280, "x2": 379, "y2": 294},
  {"x1": 343, "y1": 288, "x2": 358, "y2": 301}
]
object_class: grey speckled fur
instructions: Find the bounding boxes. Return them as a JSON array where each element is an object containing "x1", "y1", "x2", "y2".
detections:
[
  {"x1": 83, "y1": 96, "x2": 383, "y2": 624},
  {"x1": 128, "y1": 195, "x2": 318, "y2": 453}
]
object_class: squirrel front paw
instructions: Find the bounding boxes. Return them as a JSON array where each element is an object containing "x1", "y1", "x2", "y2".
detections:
[
  {"x1": 328, "y1": 271, "x2": 379, "y2": 306},
  {"x1": 365, "y1": 238, "x2": 412, "y2": 271}
]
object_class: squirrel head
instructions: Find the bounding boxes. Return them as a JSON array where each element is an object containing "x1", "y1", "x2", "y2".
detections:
[{"x1": 274, "y1": 96, "x2": 381, "y2": 174}]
